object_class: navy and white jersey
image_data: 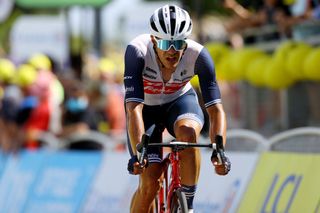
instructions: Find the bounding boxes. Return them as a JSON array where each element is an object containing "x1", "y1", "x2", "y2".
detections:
[{"x1": 124, "y1": 34, "x2": 221, "y2": 107}]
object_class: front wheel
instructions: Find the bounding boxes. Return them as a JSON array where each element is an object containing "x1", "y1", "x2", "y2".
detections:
[{"x1": 170, "y1": 188, "x2": 188, "y2": 213}]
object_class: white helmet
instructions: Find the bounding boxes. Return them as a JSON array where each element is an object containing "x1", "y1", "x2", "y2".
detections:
[{"x1": 149, "y1": 4, "x2": 193, "y2": 40}]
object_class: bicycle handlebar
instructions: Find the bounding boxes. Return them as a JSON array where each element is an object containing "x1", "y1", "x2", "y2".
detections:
[
  {"x1": 137, "y1": 127, "x2": 226, "y2": 166},
  {"x1": 148, "y1": 142, "x2": 216, "y2": 149}
]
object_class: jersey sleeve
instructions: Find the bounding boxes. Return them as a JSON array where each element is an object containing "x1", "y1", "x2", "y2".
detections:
[
  {"x1": 124, "y1": 44, "x2": 145, "y2": 104},
  {"x1": 194, "y1": 48, "x2": 221, "y2": 108}
]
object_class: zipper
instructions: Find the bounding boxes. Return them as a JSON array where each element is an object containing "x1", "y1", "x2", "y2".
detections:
[{"x1": 160, "y1": 71, "x2": 166, "y2": 105}]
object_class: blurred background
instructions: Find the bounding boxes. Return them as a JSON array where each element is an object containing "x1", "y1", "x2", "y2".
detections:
[
  {"x1": 0, "y1": 0, "x2": 320, "y2": 212},
  {"x1": 1, "y1": 0, "x2": 320, "y2": 151}
]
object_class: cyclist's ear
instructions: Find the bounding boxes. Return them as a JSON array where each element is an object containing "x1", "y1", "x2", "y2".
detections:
[{"x1": 150, "y1": 36, "x2": 157, "y2": 45}]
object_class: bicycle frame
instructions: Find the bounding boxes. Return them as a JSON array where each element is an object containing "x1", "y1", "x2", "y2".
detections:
[
  {"x1": 150, "y1": 142, "x2": 217, "y2": 213},
  {"x1": 137, "y1": 129, "x2": 222, "y2": 213},
  {"x1": 157, "y1": 148, "x2": 182, "y2": 213}
]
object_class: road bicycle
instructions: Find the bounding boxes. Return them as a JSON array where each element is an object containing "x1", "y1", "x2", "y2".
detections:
[{"x1": 137, "y1": 125, "x2": 227, "y2": 213}]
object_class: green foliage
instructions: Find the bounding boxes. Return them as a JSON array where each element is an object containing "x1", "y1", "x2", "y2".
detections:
[
  {"x1": 0, "y1": 8, "x2": 23, "y2": 53},
  {"x1": 143, "y1": 0, "x2": 263, "y2": 16}
]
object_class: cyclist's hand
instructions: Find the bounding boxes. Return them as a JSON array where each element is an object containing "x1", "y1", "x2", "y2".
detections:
[
  {"x1": 211, "y1": 151, "x2": 231, "y2": 176},
  {"x1": 127, "y1": 155, "x2": 148, "y2": 175}
]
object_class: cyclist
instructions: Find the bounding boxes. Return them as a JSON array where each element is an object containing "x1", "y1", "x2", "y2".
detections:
[{"x1": 124, "y1": 4, "x2": 231, "y2": 213}]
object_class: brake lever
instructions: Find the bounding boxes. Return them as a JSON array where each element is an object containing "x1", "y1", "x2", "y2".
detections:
[
  {"x1": 136, "y1": 134, "x2": 150, "y2": 167},
  {"x1": 215, "y1": 135, "x2": 226, "y2": 165}
]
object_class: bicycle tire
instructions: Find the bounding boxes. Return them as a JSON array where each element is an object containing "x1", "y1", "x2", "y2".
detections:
[{"x1": 170, "y1": 188, "x2": 188, "y2": 213}]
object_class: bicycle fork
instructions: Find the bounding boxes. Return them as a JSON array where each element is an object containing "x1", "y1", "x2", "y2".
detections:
[
  {"x1": 158, "y1": 158, "x2": 169, "y2": 213},
  {"x1": 167, "y1": 151, "x2": 182, "y2": 212}
]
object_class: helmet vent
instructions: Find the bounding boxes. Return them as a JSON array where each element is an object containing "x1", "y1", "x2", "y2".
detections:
[
  {"x1": 170, "y1": 19, "x2": 176, "y2": 37},
  {"x1": 150, "y1": 17, "x2": 158, "y2": 32},
  {"x1": 158, "y1": 8, "x2": 167, "y2": 33},
  {"x1": 179, "y1": 21, "x2": 186, "y2": 33},
  {"x1": 169, "y1": 5, "x2": 176, "y2": 37}
]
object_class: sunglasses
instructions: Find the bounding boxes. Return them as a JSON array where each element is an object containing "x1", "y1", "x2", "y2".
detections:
[{"x1": 155, "y1": 39, "x2": 187, "y2": 51}]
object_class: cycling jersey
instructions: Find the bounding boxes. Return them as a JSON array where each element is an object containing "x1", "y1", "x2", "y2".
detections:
[
  {"x1": 124, "y1": 34, "x2": 221, "y2": 107},
  {"x1": 127, "y1": 89, "x2": 204, "y2": 162}
]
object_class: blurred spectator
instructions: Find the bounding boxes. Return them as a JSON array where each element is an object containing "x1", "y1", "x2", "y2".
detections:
[
  {"x1": 223, "y1": 0, "x2": 292, "y2": 47},
  {"x1": 311, "y1": 3, "x2": 320, "y2": 19},
  {"x1": 279, "y1": 0, "x2": 320, "y2": 39},
  {"x1": 28, "y1": 53, "x2": 65, "y2": 135},
  {"x1": 287, "y1": 0, "x2": 319, "y2": 19},
  {"x1": 14, "y1": 64, "x2": 47, "y2": 150},
  {"x1": 0, "y1": 58, "x2": 22, "y2": 153},
  {"x1": 58, "y1": 79, "x2": 100, "y2": 138},
  {"x1": 98, "y1": 57, "x2": 126, "y2": 137}
]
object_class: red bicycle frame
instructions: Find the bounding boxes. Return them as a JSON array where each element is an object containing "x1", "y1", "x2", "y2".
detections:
[
  {"x1": 137, "y1": 125, "x2": 224, "y2": 212},
  {"x1": 157, "y1": 148, "x2": 185, "y2": 213}
]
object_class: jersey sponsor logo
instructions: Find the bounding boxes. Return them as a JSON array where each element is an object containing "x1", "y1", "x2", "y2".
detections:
[
  {"x1": 180, "y1": 69, "x2": 188, "y2": 76},
  {"x1": 124, "y1": 76, "x2": 133, "y2": 80},
  {"x1": 125, "y1": 86, "x2": 134, "y2": 93},
  {"x1": 143, "y1": 79, "x2": 163, "y2": 94},
  {"x1": 145, "y1": 67, "x2": 157, "y2": 74},
  {"x1": 143, "y1": 73, "x2": 157, "y2": 79},
  {"x1": 143, "y1": 79, "x2": 188, "y2": 94}
]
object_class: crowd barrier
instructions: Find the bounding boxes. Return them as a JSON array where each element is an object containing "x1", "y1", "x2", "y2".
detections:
[
  {"x1": 0, "y1": 151, "x2": 102, "y2": 213},
  {"x1": 0, "y1": 126, "x2": 319, "y2": 213},
  {"x1": 238, "y1": 152, "x2": 320, "y2": 213}
]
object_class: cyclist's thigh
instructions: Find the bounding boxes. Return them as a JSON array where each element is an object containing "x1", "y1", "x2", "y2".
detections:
[
  {"x1": 165, "y1": 89, "x2": 204, "y2": 137},
  {"x1": 126, "y1": 105, "x2": 164, "y2": 160}
]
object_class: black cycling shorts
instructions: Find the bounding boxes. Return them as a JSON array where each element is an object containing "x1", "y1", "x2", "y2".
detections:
[{"x1": 127, "y1": 88, "x2": 204, "y2": 163}]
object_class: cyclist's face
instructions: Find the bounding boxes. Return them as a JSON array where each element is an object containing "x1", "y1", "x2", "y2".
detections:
[{"x1": 151, "y1": 36, "x2": 185, "y2": 69}]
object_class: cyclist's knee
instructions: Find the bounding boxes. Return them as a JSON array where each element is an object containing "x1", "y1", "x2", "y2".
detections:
[
  {"x1": 174, "y1": 119, "x2": 201, "y2": 143},
  {"x1": 175, "y1": 124, "x2": 197, "y2": 143}
]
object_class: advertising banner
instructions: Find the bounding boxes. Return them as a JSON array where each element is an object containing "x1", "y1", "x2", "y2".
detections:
[
  {"x1": 238, "y1": 152, "x2": 320, "y2": 213},
  {"x1": 82, "y1": 152, "x2": 137, "y2": 213},
  {"x1": 0, "y1": 151, "x2": 102, "y2": 213},
  {"x1": 82, "y1": 151, "x2": 260, "y2": 213},
  {"x1": 0, "y1": 151, "x2": 8, "y2": 177},
  {"x1": 195, "y1": 151, "x2": 260, "y2": 213}
]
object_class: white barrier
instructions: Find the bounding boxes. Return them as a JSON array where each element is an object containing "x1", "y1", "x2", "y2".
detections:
[
  {"x1": 1, "y1": 127, "x2": 318, "y2": 212},
  {"x1": 81, "y1": 151, "x2": 260, "y2": 213},
  {"x1": 82, "y1": 152, "x2": 135, "y2": 213},
  {"x1": 195, "y1": 151, "x2": 260, "y2": 213},
  {"x1": 268, "y1": 127, "x2": 320, "y2": 153},
  {"x1": 226, "y1": 129, "x2": 269, "y2": 152}
]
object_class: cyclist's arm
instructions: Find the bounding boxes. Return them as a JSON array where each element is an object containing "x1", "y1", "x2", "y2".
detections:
[
  {"x1": 124, "y1": 44, "x2": 146, "y2": 155},
  {"x1": 126, "y1": 102, "x2": 145, "y2": 155},
  {"x1": 206, "y1": 103, "x2": 227, "y2": 146},
  {"x1": 194, "y1": 47, "x2": 227, "y2": 144}
]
